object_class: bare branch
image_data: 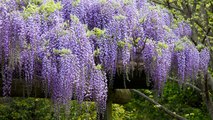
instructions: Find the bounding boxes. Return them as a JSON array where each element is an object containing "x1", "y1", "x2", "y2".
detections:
[{"x1": 202, "y1": 28, "x2": 211, "y2": 44}]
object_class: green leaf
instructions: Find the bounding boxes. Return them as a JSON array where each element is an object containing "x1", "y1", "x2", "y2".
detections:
[
  {"x1": 113, "y1": 15, "x2": 126, "y2": 20},
  {"x1": 95, "y1": 64, "x2": 102, "y2": 70},
  {"x1": 117, "y1": 41, "x2": 126, "y2": 48},
  {"x1": 158, "y1": 42, "x2": 168, "y2": 49},
  {"x1": 53, "y1": 48, "x2": 71, "y2": 55},
  {"x1": 93, "y1": 48, "x2": 100, "y2": 57},
  {"x1": 72, "y1": 0, "x2": 80, "y2": 7},
  {"x1": 70, "y1": 14, "x2": 80, "y2": 23},
  {"x1": 92, "y1": 27, "x2": 105, "y2": 38}
]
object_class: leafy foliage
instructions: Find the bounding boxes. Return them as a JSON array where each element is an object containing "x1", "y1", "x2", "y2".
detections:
[
  {"x1": 0, "y1": 98, "x2": 132, "y2": 120},
  {"x1": 124, "y1": 81, "x2": 211, "y2": 120}
]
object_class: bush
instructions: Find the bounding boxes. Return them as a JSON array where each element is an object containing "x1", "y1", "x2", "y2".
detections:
[{"x1": 0, "y1": 98, "x2": 130, "y2": 120}]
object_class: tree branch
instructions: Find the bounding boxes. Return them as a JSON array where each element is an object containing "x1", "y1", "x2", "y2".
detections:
[
  {"x1": 192, "y1": 0, "x2": 197, "y2": 12},
  {"x1": 208, "y1": 72, "x2": 213, "y2": 91},
  {"x1": 150, "y1": 0, "x2": 183, "y2": 12},
  {"x1": 131, "y1": 89, "x2": 187, "y2": 120},
  {"x1": 202, "y1": 28, "x2": 211, "y2": 44}
]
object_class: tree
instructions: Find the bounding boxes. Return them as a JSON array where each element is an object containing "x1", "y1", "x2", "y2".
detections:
[
  {"x1": 148, "y1": 0, "x2": 213, "y2": 119},
  {"x1": 0, "y1": 0, "x2": 210, "y2": 119}
]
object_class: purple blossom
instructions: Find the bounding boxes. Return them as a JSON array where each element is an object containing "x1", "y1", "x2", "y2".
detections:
[
  {"x1": 173, "y1": 21, "x2": 192, "y2": 37},
  {"x1": 199, "y1": 48, "x2": 210, "y2": 74}
]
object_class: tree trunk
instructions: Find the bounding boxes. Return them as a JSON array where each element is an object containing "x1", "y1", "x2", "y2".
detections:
[
  {"x1": 202, "y1": 74, "x2": 213, "y2": 120},
  {"x1": 104, "y1": 95, "x2": 112, "y2": 120}
]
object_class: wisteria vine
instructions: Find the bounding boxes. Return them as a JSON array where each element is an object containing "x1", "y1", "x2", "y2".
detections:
[{"x1": 0, "y1": 0, "x2": 210, "y2": 118}]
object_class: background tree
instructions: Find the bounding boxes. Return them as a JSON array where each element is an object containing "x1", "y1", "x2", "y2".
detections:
[{"x1": 149, "y1": 0, "x2": 213, "y2": 119}]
